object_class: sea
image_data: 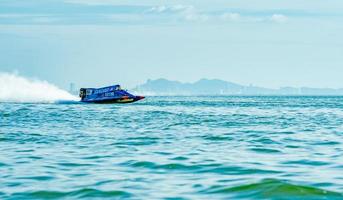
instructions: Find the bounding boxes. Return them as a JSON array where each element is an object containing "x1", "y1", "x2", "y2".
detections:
[{"x1": 1, "y1": 96, "x2": 343, "y2": 200}]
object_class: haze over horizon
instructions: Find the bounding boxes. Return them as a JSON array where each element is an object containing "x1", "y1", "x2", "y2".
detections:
[{"x1": 1, "y1": 0, "x2": 342, "y2": 90}]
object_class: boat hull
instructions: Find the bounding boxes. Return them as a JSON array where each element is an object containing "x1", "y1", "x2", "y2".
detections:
[{"x1": 81, "y1": 96, "x2": 145, "y2": 104}]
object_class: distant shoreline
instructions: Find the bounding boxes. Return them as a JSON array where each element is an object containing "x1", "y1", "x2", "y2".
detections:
[{"x1": 131, "y1": 78, "x2": 343, "y2": 96}]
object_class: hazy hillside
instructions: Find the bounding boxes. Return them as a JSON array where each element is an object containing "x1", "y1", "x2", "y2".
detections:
[{"x1": 132, "y1": 79, "x2": 343, "y2": 96}]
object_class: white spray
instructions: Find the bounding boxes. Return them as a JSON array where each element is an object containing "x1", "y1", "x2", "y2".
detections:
[{"x1": 0, "y1": 72, "x2": 79, "y2": 103}]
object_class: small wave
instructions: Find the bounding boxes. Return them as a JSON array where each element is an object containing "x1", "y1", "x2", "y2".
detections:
[
  {"x1": 249, "y1": 147, "x2": 282, "y2": 154},
  {"x1": 122, "y1": 160, "x2": 200, "y2": 171},
  {"x1": 201, "y1": 179, "x2": 343, "y2": 199},
  {"x1": 113, "y1": 136, "x2": 159, "y2": 146},
  {"x1": 9, "y1": 188, "x2": 131, "y2": 199},
  {"x1": 282, "y1": 159, "x2": 330, "y2": 166},
  {"x1": 0, "y1": 72, "x2": 78, "y2": 103},
  {"x1": 122, "y1": 161, "x2": 280, "y2": 175}
]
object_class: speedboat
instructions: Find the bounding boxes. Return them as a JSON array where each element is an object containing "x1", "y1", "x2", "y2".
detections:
[{"x1": 79, "y1": 85, "x2": 144, "y2": 103}]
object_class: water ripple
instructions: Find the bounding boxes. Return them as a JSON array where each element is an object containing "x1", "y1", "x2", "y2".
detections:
[
  {"x1": 1, "y1": 96, "x2": 343, "y2": 199},
  {"x1": 8, "y1": 189, "x2": 131, "y2": 199},
  {"x1": 200, "y1": 179, "x2": 343, "y2": 200}
]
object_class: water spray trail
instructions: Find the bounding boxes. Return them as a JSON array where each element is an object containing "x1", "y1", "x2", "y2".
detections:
[{"x1": 0, "y1": 72, "x2": 79, "y2": 103}]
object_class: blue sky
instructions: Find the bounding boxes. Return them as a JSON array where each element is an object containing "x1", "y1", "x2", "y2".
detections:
[{"x1": 0, "y1": 0, "x2": 343, "y2": 89}]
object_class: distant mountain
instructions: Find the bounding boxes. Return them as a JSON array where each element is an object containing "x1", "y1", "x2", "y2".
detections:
[{"x1": 132, "y1": 78, "x2": 343, "y2": 96}]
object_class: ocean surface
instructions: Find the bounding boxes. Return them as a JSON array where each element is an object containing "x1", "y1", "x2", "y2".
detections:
[{"x1": 1, "y1": 96, "x2": 343, "y2": 200}]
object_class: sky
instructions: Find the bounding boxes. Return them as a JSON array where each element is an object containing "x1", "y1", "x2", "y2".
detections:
[{"x1": 0, "y1": 0, "x2": 342, "y2": 90}]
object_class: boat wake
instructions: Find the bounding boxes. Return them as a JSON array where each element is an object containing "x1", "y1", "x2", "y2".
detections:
[{"x1": 0, "y1": 72, "x2": 79, "y2": 103}]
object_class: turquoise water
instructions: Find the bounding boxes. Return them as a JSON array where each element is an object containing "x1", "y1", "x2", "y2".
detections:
[{"x1": 1, "y1": 96, "x2": 343, "y2": 200}]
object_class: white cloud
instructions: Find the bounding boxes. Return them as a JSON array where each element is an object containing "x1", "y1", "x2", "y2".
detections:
[
  {"x1": 270, "y1": 14, "x2": 288, "y2": 23},
  {"x1": 54, "y1": 2, "x2": 291, "y2": 25},
  {"x1": 153, "y1": 6, "x2": 167, "y2": 13},
  {"x1": 146, "y1": 5, "x2": 210, "y2": 22},
  {"x1": 147, "y1": 5, "x2": 195, "y2": 14},
  {"x1": 145, "y1": 6, "x2": 291, "y2": 24},
  {"x1": 219, "y1": 13, "x2": 289, "y2": 23}
]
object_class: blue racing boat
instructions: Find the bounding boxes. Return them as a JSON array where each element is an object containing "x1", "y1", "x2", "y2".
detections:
[{"x1": 79, "y1": 85, "x2": 144, "y2": 103}]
